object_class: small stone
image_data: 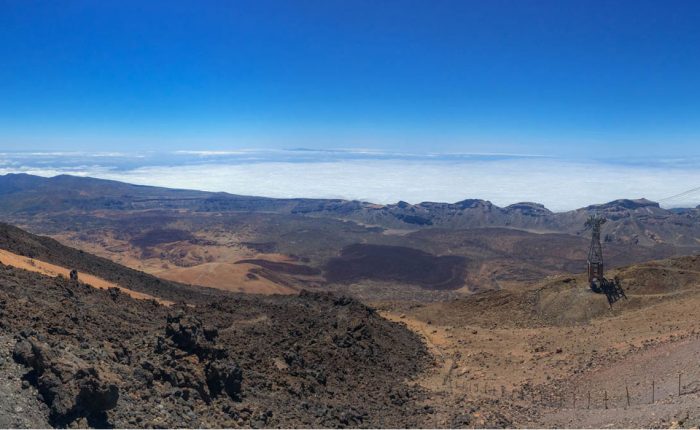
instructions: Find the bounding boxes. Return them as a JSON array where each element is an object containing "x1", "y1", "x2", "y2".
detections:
[{"x1": 21, "y1": 380, "x2": 30, "y2": 389}]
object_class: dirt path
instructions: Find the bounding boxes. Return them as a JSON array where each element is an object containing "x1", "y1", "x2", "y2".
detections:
[
  {"x1": 382, "y1": 312, "x2": 454, "y2": 384},
  {"x1": 0, "y1": 249, "x2": 173, "y2": 305},
  {"x1": 381, "y1": 310, "x2": 536, "y2": 427},
  {"x1": 381, "y1": 312, "x2": 457, "y2": 427}
]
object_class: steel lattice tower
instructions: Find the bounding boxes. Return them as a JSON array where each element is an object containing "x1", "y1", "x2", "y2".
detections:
[{"x1": 585, "y1": 214, "x2": 606, "y2": 283}]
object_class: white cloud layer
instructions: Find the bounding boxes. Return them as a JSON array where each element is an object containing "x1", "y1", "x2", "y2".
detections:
[{"x1": 1, "y1": 153, "x2": 698, "y2": 211}]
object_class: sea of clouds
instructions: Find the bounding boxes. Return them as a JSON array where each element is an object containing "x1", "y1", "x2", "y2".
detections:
[{"x1": 0, "y1": 149, "x2": 698, "y2": 212}]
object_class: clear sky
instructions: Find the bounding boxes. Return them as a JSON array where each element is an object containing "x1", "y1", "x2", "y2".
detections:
[{"x1": 1, "y1": 0, "x2": 699, "y2": 157}]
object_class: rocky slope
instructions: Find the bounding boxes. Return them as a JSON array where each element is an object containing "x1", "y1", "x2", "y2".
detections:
[
  {"x1": 0, "y1": 261, "x2": 432, "y2": 428},
  {"x1": 0, "y1": 222, "x2": 218, "y2": 304}
]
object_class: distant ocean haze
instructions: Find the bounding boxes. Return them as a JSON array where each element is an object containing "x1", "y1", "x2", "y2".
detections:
[{"x1": 0, "y1": 150, "x2": 698, "y2": 211}]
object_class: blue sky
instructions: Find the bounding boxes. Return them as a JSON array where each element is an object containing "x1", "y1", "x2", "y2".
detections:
[{"x1": 1, "y1": 0, "x2": 699, "y2": 156}]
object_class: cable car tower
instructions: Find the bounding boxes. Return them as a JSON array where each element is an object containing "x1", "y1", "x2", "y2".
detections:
[
  {"x1": 584, "y1": 214, "x2": 627, "y2": 306},
  {"x1": 585, "y1": 214, "x2": 606, "y2": 284}
]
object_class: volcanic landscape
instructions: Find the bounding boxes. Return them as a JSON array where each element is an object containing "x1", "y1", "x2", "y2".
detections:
[{"x1": 2, "y1": 173, "x2": 700, "y2": 428}]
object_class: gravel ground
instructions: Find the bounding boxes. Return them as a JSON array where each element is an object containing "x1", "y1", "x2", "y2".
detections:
[{"x1": 0, "y1": 335, "x2": 50, "y2": 428}]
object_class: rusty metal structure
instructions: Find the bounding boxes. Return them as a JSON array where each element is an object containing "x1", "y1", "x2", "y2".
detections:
[{"x1": 584, "y1": 214, "x2": 626, "y2": 306}]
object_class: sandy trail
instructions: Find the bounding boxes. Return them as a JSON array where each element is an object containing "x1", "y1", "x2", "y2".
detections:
[
  {"x1": 381, "y1": 312, "x2": 460, "y2": 396},
  {"x1": 0, "y1": 249, "x2": 173, "y2": 305}
]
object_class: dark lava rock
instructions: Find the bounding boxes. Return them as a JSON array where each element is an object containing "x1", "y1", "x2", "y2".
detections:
[
  {"x1": 1, "y1": 264, "x2": 431, "y2": 428},
  {"x1": 166, "y1": 311, "x2": 206, "y2": 352},
  {"x1": 205, "y1": 360, "x2": 242, "y2": 401},
  {"x1": 165, "y1": 309, "x2": 224, "y2": 359},
  {"x1": 13, "y1": 338, "x2": 118, "y2": 426}
]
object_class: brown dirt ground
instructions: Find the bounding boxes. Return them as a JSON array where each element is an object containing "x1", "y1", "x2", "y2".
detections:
[
  {"x1": 376, "y1": 254, "x2": 700, "y2": 427},
  {"x1": 152, "y1": 261, "x2": 298, "y2": 295},
  {"x1": 53, "y1": 232, "x2": 320, "y2": 295}
]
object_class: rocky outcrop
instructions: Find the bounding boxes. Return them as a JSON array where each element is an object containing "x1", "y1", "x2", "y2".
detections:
[
  {"x1": 165, "y1": 310, "x2": 222, "y2": 358},
  {"x1": 205, "y1": 360, "x2": 242, "y2": 401},
  {"x1": 13, "y1": 337, "x2": 118, "y2": 427}
]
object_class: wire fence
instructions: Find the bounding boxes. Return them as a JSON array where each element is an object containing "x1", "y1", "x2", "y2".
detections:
[{"x1": 450, "y1": 372, "x2": 700, "y2": 410}]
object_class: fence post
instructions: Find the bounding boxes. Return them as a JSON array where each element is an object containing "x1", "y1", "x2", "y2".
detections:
[
  {"x1": 652, "y1": 380, "x2": 655, "y2": 404},
  {"x1": 679, "y1": 373, "x2": 682, "y2": 396},
  {"x1": 604, "y1": 390, "x2": 608, "y2": 410},
  {"x1": 587, "y1": 391, "x2": 590, "y2": 409},
  {"x1": 626, "y1": 385, "x2": 630, "y2": 407}
]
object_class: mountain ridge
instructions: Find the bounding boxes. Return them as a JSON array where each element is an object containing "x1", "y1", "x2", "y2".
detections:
[
  {"x1": 1, "y1": 173, "x2": 699, "y2": 248},
  {"x1": 0, "y1": 172, "x2": 693, "y2": 213}
]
